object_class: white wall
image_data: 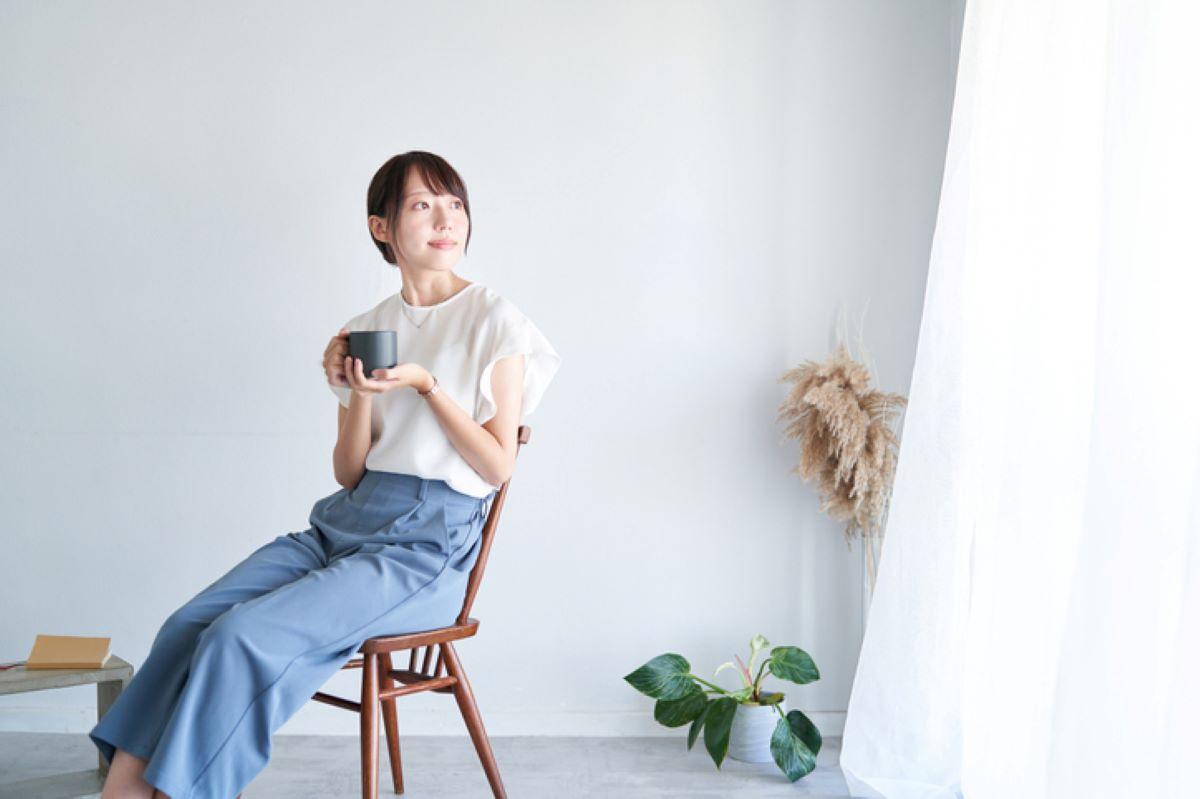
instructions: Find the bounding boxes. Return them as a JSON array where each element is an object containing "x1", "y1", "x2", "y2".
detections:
[{"x1": 0, "y1": 1, "x2": 964, "y2": 738}]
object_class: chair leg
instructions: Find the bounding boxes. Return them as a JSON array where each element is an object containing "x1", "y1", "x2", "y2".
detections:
[
  {"x1": 361, "y1": 651, "x2": 380, "y2": 799},
  {"x1": 440, "y1": 642, "x2": 506, "y2": 799},
  {"x1": 380, "y1": 652, "x2": 405, "y2": 794}
]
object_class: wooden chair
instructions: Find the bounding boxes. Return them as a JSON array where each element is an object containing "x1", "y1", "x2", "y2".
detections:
[{"x1": 308, "y1": 425, "x2": 531, "y2": 798}]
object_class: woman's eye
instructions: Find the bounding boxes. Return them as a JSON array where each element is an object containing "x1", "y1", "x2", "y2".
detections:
[{"x1": 412, "y1": 199, "x2": 462, "y2": 210}]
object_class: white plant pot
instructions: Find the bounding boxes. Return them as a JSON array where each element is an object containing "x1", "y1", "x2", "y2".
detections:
[{"x1": 727, "y1": 700, "x2": 785, "y2": 763}]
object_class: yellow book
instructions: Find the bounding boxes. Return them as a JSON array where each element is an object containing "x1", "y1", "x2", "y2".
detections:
[{"x1": 25, "y1": 634, "x2": 112, "y2": 670}]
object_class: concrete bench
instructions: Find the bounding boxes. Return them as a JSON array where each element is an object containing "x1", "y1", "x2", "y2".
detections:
[{"x1": 0, "y1": 655, "x2": 132, "y2": 798}]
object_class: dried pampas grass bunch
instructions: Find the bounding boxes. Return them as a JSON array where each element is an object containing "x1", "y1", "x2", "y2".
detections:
[{"x1": 777, "y1": 344, "x2": 906, "y2": 563}]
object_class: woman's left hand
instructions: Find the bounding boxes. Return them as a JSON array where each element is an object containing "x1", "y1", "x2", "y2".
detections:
[{"x1": 344, "y1": 357, "x2": 429, "y2": 397}]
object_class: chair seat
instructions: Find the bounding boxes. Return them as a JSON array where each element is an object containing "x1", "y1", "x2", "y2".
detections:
[{"x1": 355, "y1": 618, "x2": 480, "y2": 655}]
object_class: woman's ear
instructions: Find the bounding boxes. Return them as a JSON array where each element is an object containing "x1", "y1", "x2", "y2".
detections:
[{"x1": 368, "y1": 215, "x2": 389, "y2": 243}]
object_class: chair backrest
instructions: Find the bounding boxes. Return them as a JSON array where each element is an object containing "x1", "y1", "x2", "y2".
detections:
[{"x1": 455, "y1": 424, "x2": 531, "y2": 626}]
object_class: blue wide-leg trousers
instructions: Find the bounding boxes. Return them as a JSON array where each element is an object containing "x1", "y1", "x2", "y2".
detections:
[{"x1": 89, "y1": 471, "x2": 493, "y2": 799}]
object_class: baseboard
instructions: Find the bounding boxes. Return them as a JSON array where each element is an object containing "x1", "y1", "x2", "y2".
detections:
[{"x1": 0, "y1": 703, "x2": 846, "y2": 738}]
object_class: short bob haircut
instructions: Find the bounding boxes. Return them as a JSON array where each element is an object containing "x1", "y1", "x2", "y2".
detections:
[{"x1": 366, "y1": 151, "x2": 472, "y2": 265}]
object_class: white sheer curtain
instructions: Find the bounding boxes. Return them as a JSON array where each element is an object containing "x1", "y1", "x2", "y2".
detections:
[{"x1": 840, "y1": 1, "x2": 1200, "y2": 797}]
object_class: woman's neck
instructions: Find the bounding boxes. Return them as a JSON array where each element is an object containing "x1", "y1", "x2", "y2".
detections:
[{"x1": 398, "y1": 271, "x2": 469, "y2": 307}]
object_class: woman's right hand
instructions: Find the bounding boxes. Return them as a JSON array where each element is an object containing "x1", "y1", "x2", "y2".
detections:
[{"x1": 323, "y1": 328, "x2": 350, "y2": 386}]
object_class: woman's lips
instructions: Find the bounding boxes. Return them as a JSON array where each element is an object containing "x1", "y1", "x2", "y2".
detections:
[{"x1": 429, "y1": 242, "x2": 456, "y2": 250}]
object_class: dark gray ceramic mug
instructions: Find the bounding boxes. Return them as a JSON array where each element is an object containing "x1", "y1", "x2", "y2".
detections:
[{"x1": 348, "y1": 331, "x2": 398, "y2": 377}]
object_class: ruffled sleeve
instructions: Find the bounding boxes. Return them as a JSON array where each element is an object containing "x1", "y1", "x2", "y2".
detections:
[
  {"x1": 329, "y1": 381, "x2": 352, "y2": 408},
  {"x1": 475, "y1": 309, "x2": 561, "y2": 425}
]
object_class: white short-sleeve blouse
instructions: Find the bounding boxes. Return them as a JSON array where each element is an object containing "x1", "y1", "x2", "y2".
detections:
[{"x1": 329, "y1": 283, "x2": 560, "y2": 498}]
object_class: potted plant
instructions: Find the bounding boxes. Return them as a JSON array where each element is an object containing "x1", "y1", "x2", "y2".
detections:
[{"x1": 623, "y1": 635, "x2": 822, "y2": 782}]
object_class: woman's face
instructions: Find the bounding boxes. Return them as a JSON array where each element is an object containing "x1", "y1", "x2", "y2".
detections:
[{"x1": 372, "y1": 169, "x2": 469, "y2": 270}]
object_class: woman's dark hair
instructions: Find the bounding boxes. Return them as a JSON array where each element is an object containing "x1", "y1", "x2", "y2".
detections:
[{"x1": 367, "y1": 151, "x2": 472, "y2": 265}]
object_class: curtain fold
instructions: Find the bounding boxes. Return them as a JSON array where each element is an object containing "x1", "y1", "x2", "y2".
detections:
[{"x1": 840, "y1": 2, "x2": 1200, "y2": 797}]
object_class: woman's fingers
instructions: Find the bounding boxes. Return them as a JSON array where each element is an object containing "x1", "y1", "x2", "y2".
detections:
[
  {"x1": 324, "y1": 335, "x2": 350, "y2": 369},
  {"x1": 327, "y1": 355, "x2": 348, "y2": 386},
  {"x1": 325, "y1": 346, "x2": 349, "y2": 368},
  {"x1": 344, "y1": 356, "x2": 405, "y2": 393},
  {"x1": 347, "y1": 356, "x2": 377, "y2": 393},
  {"x1": 371, "y1": 366, "x2": 407, "y2": 383},
  {"x1": 325, "y1": 334, "x2": 350, "y2": 387}
]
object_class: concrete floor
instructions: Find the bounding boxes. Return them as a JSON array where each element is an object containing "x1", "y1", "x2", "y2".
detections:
[{"x1": 0, "y1": 732, "x2": 852, "y2": 798}]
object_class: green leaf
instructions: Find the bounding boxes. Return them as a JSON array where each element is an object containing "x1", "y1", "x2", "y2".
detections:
[
  {"x1": 713, "y1": 661, "x2": 737, "y2": 679},
  {"x1": 624, "y1": 654, "x2": 694, "y2": 700},
  {"x1": 653, "y1": 684, "x2": 707, "y2": 728},
  {"x1": 686, "y1": 700, "x2": 710, "y2": 750},
  {"x1": 787, "y1": 709, "x2": 822, "y2": 757},
  {"x1": 702, "y1": 697, "x2": 737, "y2": 768},
  {"x1": 767, "y1": 647, "x2": 820, "y2": 685},
  {"x1": 770, "y1": 713, "x2": 819, "y2": 782}
]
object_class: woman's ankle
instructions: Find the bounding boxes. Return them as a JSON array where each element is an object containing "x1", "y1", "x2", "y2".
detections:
[{"x1": 100, "y1": 748, "x2": 156, "y2": 799}]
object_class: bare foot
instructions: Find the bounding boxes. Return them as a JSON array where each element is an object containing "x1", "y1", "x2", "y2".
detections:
[{"x1": 100, "y1": 748, "x2": 160, "y2": 798}]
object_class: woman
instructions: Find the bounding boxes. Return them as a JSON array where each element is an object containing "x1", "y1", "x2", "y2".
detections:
[{"x1": 90, "y1": 151, "x2": 561, "y2": 799}]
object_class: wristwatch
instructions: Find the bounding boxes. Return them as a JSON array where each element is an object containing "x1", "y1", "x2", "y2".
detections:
[{"x1": 418, "y1": 375, "x2": 440, "y2": 398}]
